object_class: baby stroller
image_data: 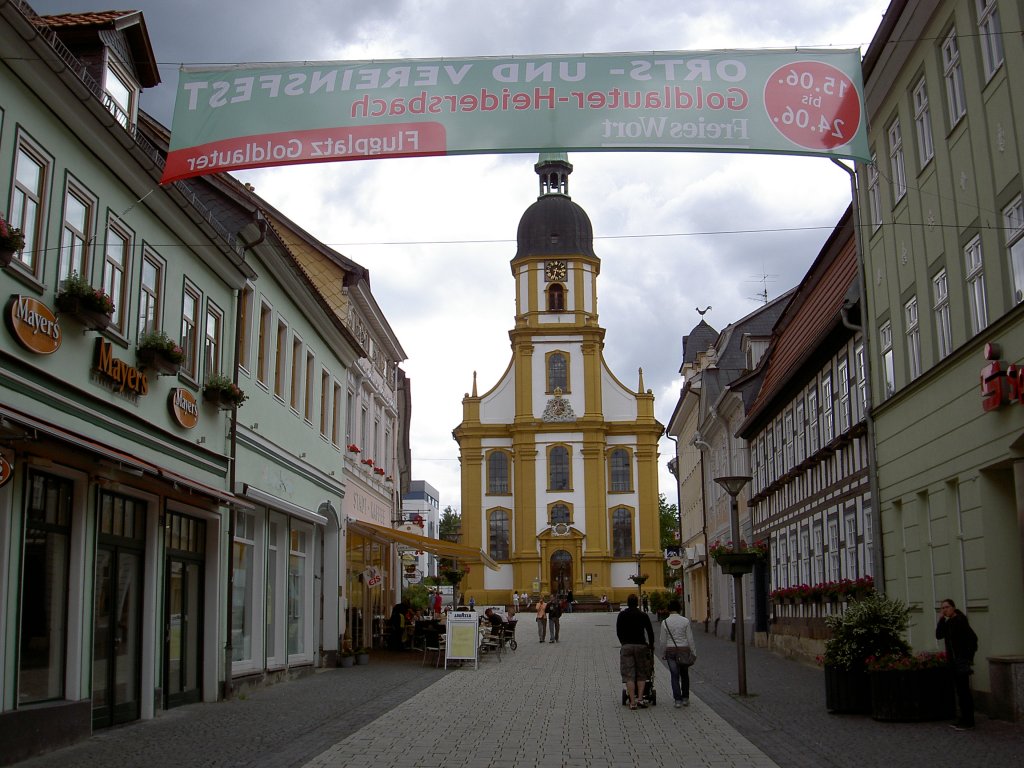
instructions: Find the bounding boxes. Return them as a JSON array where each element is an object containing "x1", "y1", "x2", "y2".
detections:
[
  {"x1": 621, "y1": 647, "x2": 657, "y2": 706},
  {"x1": 502, "y1": 620, "x2": 518, "y2": 651}
]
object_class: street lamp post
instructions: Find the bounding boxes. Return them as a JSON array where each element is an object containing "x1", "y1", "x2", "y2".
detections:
[
  {"x1": 714, "y1": 475, "x2": 752, "y2": 696},
  {"x1": 634, "y1": 552, "x2": 643, "y2": 600}
]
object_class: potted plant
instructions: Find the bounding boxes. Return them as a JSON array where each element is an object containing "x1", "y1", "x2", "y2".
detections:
[
  {"x1": 136, "y1": 330, "x2": 184, "y2": 375},
  {"x1": 0, "y1": 214, "x2": 25, "y2": 267},
  {"x1": 340, "y1": 642, "x2": 355, "y2": 668},
  {"x1": 55, "y1": 272, "x2": 115, "y2": 330},
  {"x1": 203, "y1": 373, "x2": 247, "y2": 409},
  {"x1": 629, "y1": 573, "x2": 649, "y2": 586},
  {"x1": 648, "y1": 589, "x2": 673, "y2": 620},
  {"x1": 346, "y1": 443, "x2": 361, "y2": 454},
  {"x1": 355, "y1": 647, "x2": 370, "y2": 665},
  {"x1": 711, "y1": 539, "x2": 768, "y2": 575},
  {"x1": 820, "y1": 593, "x2": 911, "y2": 714},
  {"x1": 867, "y1": 651, "x2": 955, "y2": 722}
]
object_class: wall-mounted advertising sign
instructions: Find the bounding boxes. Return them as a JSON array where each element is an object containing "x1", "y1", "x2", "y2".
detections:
[
  {"x1": 169, "y1": 387, "x2": 200, "y2": 429},
  {"x1": 93, "y1": 338, "x2": 149, "y2": 397},
  {"x1": 0, "y1": 456, "x2": 12, "y2": 489},
  {"x1": 6, "y1": 295, "x2": 61, "y2": 354},
  {"x1": 162, "y1": 48, "x2": 867, "y2": 182}
]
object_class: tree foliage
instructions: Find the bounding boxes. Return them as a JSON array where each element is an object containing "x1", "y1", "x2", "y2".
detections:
[{"x1": 439, "y1": 505, "x2": 460, "y2": 541}]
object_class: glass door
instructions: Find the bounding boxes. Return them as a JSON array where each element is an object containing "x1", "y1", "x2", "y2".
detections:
[
  {"x1": 92, "y1": 491, "x2": 146, "y2": 729},
  {"x1": 164, "y1": 511, "x2": 205, "y2": 709}
]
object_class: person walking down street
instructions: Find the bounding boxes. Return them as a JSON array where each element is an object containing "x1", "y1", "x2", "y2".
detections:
[
  {"x1": 617, "y1": 593, "x2": 655, "y2": 710},
  {"x1": 641, "y1": 592, "x2": 649, "y2": 613},
  {"x1": 545, "y1": 594, "x2": 562, "y2": 642},
  {"x1": 660, "y1": 598, "x2": 696, "y2": 708},
  {"x1": 432, "y1": 589, "x2": 442, "y2": 616},
  {"x1": 567, "y1": 589, "x2": 574, "y2": 613},
  {"x1": 468, "y1": 595, "x2": 475, "y2": 611},
  {"x1": 535, "y1": 596, "x2": 548, "y2": 642},
  {"x1": 512, "y1": 590, "x2": 520, "y2": 611},
  {"x1": 936, "y1": 598, "x2": 979, "y2": 730}
]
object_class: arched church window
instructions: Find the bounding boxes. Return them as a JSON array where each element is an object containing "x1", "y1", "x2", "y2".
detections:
[
  {"x1": 487, "y1": 450, "x2": 510, "y2": 494},
  {"x1": 609, "y1": 448, "x2": 632, "y2": 492},
  {"x1": 550, "y1": 503, "x2": 570, "y2": 525},
  {"x1": 547, "y1": 283, "x2": 565, "y2": 312},
  {"x1": 489, "y1": 509, "x2": 510, "y2": 560},
  {"x1": 547, "y1": 352, "x2": 568, "y2": 393},
  {"x1": 548, "y1": 446, "x2": 570, "y2": 490},
  {"x1": 612, "y1": 508, "x2": 633, "y2": 558}
]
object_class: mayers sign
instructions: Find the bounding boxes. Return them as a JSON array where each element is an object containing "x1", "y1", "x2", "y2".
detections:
[
  {"x1": 169, "y1": 387, "x2": 200, "y2": 429},
  {"x1": 6, "y1": 295, "x2": 62, "y2": 354},
  {"x1": 980, "y1": 343, "x2": 1024, "y2": 411}
]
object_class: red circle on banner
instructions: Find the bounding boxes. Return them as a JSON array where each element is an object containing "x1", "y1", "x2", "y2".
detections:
[
  {"x1": 764, "y1": 61, "x2": 860, "y2": 150},
  {"x1": 666, "y1": 556, "x2": 684, "y2": 569}
]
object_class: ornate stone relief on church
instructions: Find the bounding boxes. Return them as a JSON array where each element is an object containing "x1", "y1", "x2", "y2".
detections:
[{"x1": 542, "y1": 389, "x2": 577, "y2": 422}]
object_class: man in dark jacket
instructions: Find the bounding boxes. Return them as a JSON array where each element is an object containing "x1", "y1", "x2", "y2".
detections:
[
  {"x1": 936, "y1": 598, "x2": 979, "y2": 729},
  {"x1": 616, "y1": 594, "x2": 655, "y2": 709}
]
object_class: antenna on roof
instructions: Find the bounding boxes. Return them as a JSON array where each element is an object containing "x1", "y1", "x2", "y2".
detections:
[{"x1": 746, "y1": 272, "x2": 777, "y2": 305}]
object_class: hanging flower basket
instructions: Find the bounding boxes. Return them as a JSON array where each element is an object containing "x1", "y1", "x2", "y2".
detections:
[
  {"x1": 0, "y1": 215, "x2": 25, "y2": 267},
  {"x1": 203, "y1": 373, "x2": 247, "y2": 409},
  {"x1": 55, "y1": 273, "x2": 115, "y2": 331},
  {"x1": 629, "y1": 574, "x2": 649, "y2": 586},
  {"x1": 136, "y1": 330, "x2": 185, "y2": 375},
  {"x1": 710, "y1": 539, "x2": 768, "y2": 575}
]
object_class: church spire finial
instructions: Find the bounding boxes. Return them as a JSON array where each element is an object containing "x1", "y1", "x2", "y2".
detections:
[
  {"x1": 637, "y1": 367, "x2": 645, "y2": 393},
  {"x1": 472, "y1": 370, "x2": 478, "y2": 397}
]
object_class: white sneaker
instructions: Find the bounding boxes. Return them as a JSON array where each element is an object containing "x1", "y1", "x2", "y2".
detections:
[{"x1": 674, "y1": 700, "x2": 682, "y2": 708}]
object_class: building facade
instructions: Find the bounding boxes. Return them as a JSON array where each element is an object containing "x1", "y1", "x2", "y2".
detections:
[
  {"x1": 736, "y1": 209, "x2": 875, "y2": 660},
  {"x1": 855, "y1": 0, "x2": 1024, "y2": 712},
  {"x1": 454, "y1": 155, "x2": 665, "y2": 604},
  {"x1": 401, "y1": 480, "x2": 441, "y2": 581}
]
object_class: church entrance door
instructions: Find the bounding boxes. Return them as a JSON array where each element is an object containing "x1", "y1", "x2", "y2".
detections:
[{"x1": 550, "y1": 550, "x2": 572, "y2": 598}]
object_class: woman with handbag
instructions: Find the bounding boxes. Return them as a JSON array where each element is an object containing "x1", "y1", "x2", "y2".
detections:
[{"x1": 659, "y1": 598, "x2": 696, "y2": 708}]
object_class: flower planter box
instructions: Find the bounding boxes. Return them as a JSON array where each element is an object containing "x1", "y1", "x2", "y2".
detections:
[
  {"x1": 824, "y1": 665, "x2": 872, "y2": 714},
  {"x1": 714, "y1": 552, "x2": 761, "y2": 575},
  {"x1": 137, "y1": 348, "x2": 180, "y2": 375},
  {"x1": 0, "y1": 247, "x2": 15, "y2": 268},
  {"x1": 869, "y1": 667, "x2": 955, "y2": 722},
  {"x1": 203, "y1": 387, "x2": 238, "y2": 410},
  {"x1": 54, "y1": 296, "x2": 112, "y2": 331}
]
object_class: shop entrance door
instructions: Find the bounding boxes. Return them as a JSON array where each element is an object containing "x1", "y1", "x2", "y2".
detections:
[
  {"x1": 92, "y1": 492, "x2": 146, "y2": 729},
  {"x1": 164, "y1": 512, "x2": 206, "y2": 709}
]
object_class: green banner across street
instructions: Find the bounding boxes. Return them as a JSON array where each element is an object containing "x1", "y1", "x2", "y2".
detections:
[{"x1": 162, "y1": 49, "x2": 868, "y2": 183}]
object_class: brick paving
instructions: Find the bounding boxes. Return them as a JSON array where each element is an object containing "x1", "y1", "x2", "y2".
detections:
[{"x1": 14, "y1": 613, "x2": 1023, "y2": 768}]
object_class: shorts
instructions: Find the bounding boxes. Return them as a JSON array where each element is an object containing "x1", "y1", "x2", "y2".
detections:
[{"x1": 620, "y1": 644, "x2": 652, "y2": 683}]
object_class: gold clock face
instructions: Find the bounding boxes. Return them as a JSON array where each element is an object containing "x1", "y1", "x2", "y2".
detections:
[{"x1": 545, "y1": 260, "x2": 567, "y2": 282}]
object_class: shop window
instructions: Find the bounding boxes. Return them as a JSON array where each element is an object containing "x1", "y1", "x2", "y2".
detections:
[
  {"x1": 288, "y1": 527, "x2": 308, "y2": 656},
  {"x1": 232, "y1": 511, "x2": 256, "y2": 663}
]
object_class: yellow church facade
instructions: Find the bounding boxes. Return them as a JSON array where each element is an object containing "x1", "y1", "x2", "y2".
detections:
[{"x1": 453, "y1": 156, "x2": 664, "y2": 605}]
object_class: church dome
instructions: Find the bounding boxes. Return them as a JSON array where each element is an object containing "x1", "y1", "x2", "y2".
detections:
[{"x1": 514, "y1": 154, "x2": 597, "y2": 260}]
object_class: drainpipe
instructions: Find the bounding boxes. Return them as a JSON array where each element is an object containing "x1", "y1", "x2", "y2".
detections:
[
  {"x1": 224, "y1": 211, "x2": 266, "y2": 697},
  {"x1": 693, "y1": 435, "x2": 712, "y2": 631},
  {"x1": 832, "y1": 158, "x2": 885, "y2": 591}
]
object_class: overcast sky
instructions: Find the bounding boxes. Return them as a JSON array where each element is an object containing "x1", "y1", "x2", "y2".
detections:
[{"x1": 34, "y1": 0, "x2": 890, "y2": 512}]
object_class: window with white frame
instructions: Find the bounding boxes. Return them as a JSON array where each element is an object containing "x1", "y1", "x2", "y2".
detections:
[
  {"x1": 237, "y1": 286, "x2": 253, "y2": 371},
  {"x1": 855, "y1": 344, "x2": 867, "y2": 415},
  {"x1": 905, "y1": 297, "x2": 922, "y2": 380},
  {"x1": 795, "y1": 397, "x2": 806, "y2": 463},
  {"x1": 10, "y1": 139, "x2": 49, "y2": 276},
  {"x1": 58, "y1": 182, "x2": 93, "y2": 281},
  {"x1": 868, "y1": 155, "x2": 882, "y2": 231},
  {"x1": 290, "y1": 335, "x2": 304, "y2": 412},
  {"x1": 102, "y1": 221, "x2": 131, "y2": 332},
  {"x1": 807, "y1": 385, "x2": 819, "y2": 454},
  {"x1": 828, "y1": 520, "x2": 840, "y2": 580},
  {"x1": 138, "y1": 250, "x2": 162, "y2": 337},
  {"x1": 181, "y1": 284, "x2": 201, "y2": 379},
  {"x1": 103, "y1": 58, "x2": 139, "y2": 130},
  {"x1": 880, "y1": 321, "x2": 895, "y2": 397},
  {"x1": 837, "y1": 358, "x2": 851, "y2": 432},
  {"x1": 813, "y1": 523, "x2": 824, "y2": 584},
  {"x1": 320, "y1": 368, "x2": 330, "y2": 437},
  {"x1": 799, "y1": 527, "x2": 810, "y2": 584},
  {"x1": 287, "y1": 526, "x2": 309, "y2": 656},
  {"x1": 912, "y1": 77, "x2": 934, "y2": 168},
  {"x1": 331, "y1": 381, "x2": 343, "y2": 447},
  {"x1": 821, "y1": 373, "x2": 834, "y2": 444},
  {"x1": 844, "y1": 511, "x2": 858, "y2": 578},
  {"x1": 1004, "y1": 196, "x2": 1024, "y2": 305},
  {"x1": 766, "y1": 428, "x2": 775, "y2": 481},
  {"x1": 304, "y1": 351, "x2": 315, "y2": 423},
  {"x1": 231, "y1": 511, "x2": 256, "y2": 663},
  {"x1": 788, "y1": 532, "x2": 798, "y2": 583},
  {"x1": 204, "y1": 302, "x2": 223, "y2": 379},
  {"x1": 942, "y1": 29, "x2": 967, "y2": 126},
  {"x1": 274, "y1": 319, "x2": 288, "y2": 398},
  {"x1": 976, "y1": 0, "x2": 1004, "y2": 80},
  {"x1": 888, "y1": 119, "x2": 906, "y2": 202},
  {"x1": 773, "y1": 421, "x2": 783, "y2": 476},
  {"x1": 964, "y1": 236, "x2": 987, "y2": 335},
  {"x1": 783, "y1": 410, "x2": 794, "y2": 471},
  {"x1": 933, "y1": 269, "x2": 952, "y2": 359}
]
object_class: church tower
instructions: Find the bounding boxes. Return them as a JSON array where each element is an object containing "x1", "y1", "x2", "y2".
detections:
[{"x1": 453, "y1": 155, "x2": 664, "y2": 604}]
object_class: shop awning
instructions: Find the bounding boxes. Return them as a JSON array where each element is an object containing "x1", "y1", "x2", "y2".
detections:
[{"x1": 346, "y1": 519, "x2": 501, "y2": 571}]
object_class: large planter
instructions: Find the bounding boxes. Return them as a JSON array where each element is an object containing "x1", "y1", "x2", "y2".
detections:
[
  {"x1": 355, "y1": 652, "x2": 370, "y2": 665},
  {"x1": 340, "y1": 655, "x2": 355, "y2": 668},
  {"x1": 137, "y1": 347, "x2": 181, "y2": 375},
  {"x1": 714, "y1": 552, "x2": 762, "y2": 575},
  {"x1": 54, "y1": 295, "x2": 112, "y2": 331},
  {"x1": 869, "y1": 667, "x2": 956, "y2": 722},
  {"x1": 824, "y1": 665, "x2": 872, "y2": 714}
]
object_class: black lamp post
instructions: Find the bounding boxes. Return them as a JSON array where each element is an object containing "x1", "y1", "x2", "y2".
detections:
[
  {"x1": 714, "y1": 474, "x2": 752, "y2": 696},
  {"x1": 633, "y1": 552, "x2": 643, "y2": 599}
]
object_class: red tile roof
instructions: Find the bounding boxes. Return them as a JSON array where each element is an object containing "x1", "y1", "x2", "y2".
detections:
[{"x1": 34, "y1": 11, "x2": 138, "y2": 28}]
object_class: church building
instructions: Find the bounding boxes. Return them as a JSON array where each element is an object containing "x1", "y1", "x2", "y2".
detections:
[{"x1": 453, "y1": 155, "x2": 664, "y2": 604}]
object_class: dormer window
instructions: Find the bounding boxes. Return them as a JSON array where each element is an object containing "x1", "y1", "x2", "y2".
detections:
[{"x1": 104, "y1": 58, "x2": 139, "y2": 130}]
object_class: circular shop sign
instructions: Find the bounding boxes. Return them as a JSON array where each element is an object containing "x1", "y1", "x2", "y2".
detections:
[
  {"x1": 666, "y1": 555, "x2": 684, "y2": 570},
  {"x1": 7, "y1": 295, "x2": 61, "y2": 355},
  {"x1": 169, "y1": 387, "x2": 200, "y2": 429}
]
